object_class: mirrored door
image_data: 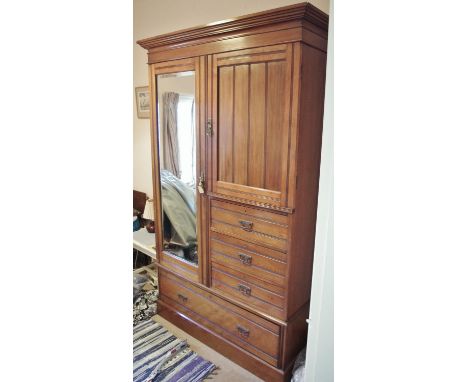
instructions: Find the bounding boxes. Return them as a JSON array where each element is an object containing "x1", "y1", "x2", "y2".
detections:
[
  {"x1": 149, "y1": 56, "x2": 207, "y2": 285},
  {"x1": 157, "y1": 70, "x2": 198, "y2": 264}
]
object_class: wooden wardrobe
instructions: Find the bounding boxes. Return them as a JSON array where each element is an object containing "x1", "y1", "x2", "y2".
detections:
[{"x1": 137, "y1": 3, "x2": 328, "y2": 381}]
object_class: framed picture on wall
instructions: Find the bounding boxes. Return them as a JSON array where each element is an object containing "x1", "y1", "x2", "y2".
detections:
[{"x1": 135, "y1": 86, "x2": 150, "y2": 119}]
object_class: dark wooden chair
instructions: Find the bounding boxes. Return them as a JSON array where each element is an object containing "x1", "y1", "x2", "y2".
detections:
[{"x1": 133, "y1": 189, "x2": 147, "y2": 217}]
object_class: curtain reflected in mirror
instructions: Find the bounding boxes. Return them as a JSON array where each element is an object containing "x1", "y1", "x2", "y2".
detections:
[{"x1": 157, "y1": 71, "x2": 198, "y2": 265}]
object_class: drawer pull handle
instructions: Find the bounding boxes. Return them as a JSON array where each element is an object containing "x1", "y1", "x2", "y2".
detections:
[
  {"x1": 239, "y1": 253, "x2": 252, "y2": 265},
  {"x1": 177, "y1": 293, "x2": 188, "y2": 303},
  {"x1": 239, "y1": 220, "x2": 253, "y2": 232},
  {"x1": 237, "y1": 325, "x2": 250, "y2": 338},
  {"x1": 238, "y1": 284, "x2": 251, "y2": 296}
]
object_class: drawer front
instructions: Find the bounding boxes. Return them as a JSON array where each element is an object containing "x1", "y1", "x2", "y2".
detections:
[
  {"x1": 212, "y1": 264, "x2": 285, "y2": 319},
  {"x1": 210, "y1": 199, "x2": 289, "y2": 252},
  {"x1": 159, "y1": 252, "x2": 199, "y2": 283},
  {"x1": 210, "y1": 231, "x2": 287, "y2": 287},
  {"x1": 158, "y1": 269, "x2": 280, "y2": 365}
]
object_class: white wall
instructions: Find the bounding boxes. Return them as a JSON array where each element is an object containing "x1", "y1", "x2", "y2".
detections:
[
  {"x1": 133, "y1": 0, "x2": 329, "y2": 196},
  {"x1": 304, "y1": 0, "x2": 333, "y2": 380}
]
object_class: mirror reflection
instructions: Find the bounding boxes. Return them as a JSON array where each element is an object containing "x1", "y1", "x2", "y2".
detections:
[{"x1": 157, "y1": 71, "x2": 198, "y2": 265}]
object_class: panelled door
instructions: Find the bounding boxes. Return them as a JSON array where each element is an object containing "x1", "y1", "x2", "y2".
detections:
[{"x1": 209, "y1": 44, "x2": 294, "y2": 209}]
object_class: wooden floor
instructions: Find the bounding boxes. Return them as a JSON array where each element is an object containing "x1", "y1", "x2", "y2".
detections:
[{"x1": 153, "y1": 315, "x2": 263, "y2": 381}]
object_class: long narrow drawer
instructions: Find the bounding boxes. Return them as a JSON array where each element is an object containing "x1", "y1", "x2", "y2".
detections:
[
  {"x1": 210, "y1": 199, "x2": 289, "y2": 252},
  {"x1": 212, "y1": 263, "x2": 286, "y2": 319},
  {"x1": 158, "y1": 269, "x2": 281, "y2": 366},
  {"x1": 210, "y1": 231, "x2": 287, "y2": 287},
  {"x1": 159, "y1": 251, "x2": 199, "y2": 283}
]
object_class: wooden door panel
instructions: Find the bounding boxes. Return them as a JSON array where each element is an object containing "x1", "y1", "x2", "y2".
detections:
[
  {"x1": 248, "y1": 63, "x2": 266, "y2": 189},
  {"x1": 218, "y1": 66, "x2": 234, "y2": 183},
  {"x1": 211, "y1": 44, "x2": 293, "y2": 209},
  {"x1": 233, "y1": 64, "x2": 249, "y2": 185},
  {"x1": 265, "y1": 61, "x2": 286, "y2": 192}
]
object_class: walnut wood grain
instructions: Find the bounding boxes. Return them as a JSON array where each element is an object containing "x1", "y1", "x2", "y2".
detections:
[
  {"x1": 211, "y1": 199, "x2": 289, "y2": 227},
  {"x1": 210, "y1": 231, "x2": 287, "y2": 285},
  {"x1": 145, "y1": 26, "x2": 327, "y2": 64},
  {"x1": 137, "y1": 3, "x2": 328, "y2": 50},
  {"x1": 248, "y1": 62, "x2": 266, "y2": 188},
  {"x1": 217, "y1": 65, "x2": 234, "y2": 183},
  {"x1": 208, "y1": 192, "x2": 294, "y2": 213},
  {"x1": 159, "y1": 269, "x2": 281, "y2": 364},
  {"x1": 233, "y1": 64, "x2": 249, "y2": 185},
  {"x1": 139, "y1": 4, "x2": 329, "y2": 381},
  {"x1": 197, "y1": 55, "x2": 208, "y2": 284},
  {"x1": 281, "y1": 302, "x2": 310, "y2": 370},
  {"x1": 211, "y1": 263, "x2": 286, "y2": 320},
  {"x1": 211, "y1": 44, "x2": 293, "y2": 209},
  {"x1": 210, "y1": 199, "x2": 289, "y2": 253},
  {"x1": 159, "y1": 252, "x2": 198, "y2": 283},
  {"x1": 158, "y1": 302, "x2": 288, "y2": 382},
  {"x1": 148, "y1": 65, "x2": 163, "y2": 257},
  {"x1": 285, "y1": 43, "x2": 327, "y2": 316}
]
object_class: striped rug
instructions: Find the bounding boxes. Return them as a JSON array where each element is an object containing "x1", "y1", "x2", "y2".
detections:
[{"x1": 134, "y1": 320, "x2": 216, "y2": 382}]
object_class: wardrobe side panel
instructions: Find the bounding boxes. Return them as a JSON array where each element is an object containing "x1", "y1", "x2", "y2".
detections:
[{"x1": 287, "y1": 43, "x2": 327, "y2": 316}]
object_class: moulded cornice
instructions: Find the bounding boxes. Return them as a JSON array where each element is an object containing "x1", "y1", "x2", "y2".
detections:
[{"x1": 137, "y1": 2, "x2": 328, "y2": 51}]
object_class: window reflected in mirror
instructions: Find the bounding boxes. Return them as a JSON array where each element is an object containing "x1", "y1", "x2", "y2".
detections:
[{"x1": 157, "y1": 71, "x2": 198, "y2": 265}]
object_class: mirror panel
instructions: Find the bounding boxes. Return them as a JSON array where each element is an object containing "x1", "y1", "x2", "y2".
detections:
[{"x1": 156, "y1": 71, "x2": 198, "y2": 265}]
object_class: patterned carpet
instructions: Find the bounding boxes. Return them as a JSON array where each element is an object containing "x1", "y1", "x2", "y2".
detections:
[{"x1": 133, "y1": 319, "x2": 217, "y2": 382}]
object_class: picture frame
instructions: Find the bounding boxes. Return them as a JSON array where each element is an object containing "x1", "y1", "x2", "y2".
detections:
[{"x1": 135, "y1": 86, "x2": 150, "y2": 119}]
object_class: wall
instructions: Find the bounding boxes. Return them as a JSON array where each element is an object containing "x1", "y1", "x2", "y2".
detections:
[
  {"x1": 133, "y1": 0, "x2": 329, "y2": 196},
  {"x1": 303, "y1": 1, "x2": 333, "y2": 380}
]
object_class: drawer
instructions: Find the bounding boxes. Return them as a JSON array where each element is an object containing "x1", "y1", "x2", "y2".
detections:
[
  {"x1": 158, "y1": 269, "x2": 281, "y2": 366},
  {"x1": 210, "y1": 231, "x2": 287, "y2": 287},
  {"x1": 159, "y1": 251, "x2": 199, "y2": 283},
  {"x1": 210, "y1": 199, "x2": 289, "y2": 252},
  {"x1": 212, "y1": 263, "x2": 285, "y2": 319}
]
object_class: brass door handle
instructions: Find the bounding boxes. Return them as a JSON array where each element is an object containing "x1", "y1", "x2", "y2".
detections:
[
  {"x1": 238, "y1": 284, "x2": 251, "y2": 296},
  {"x1": 239, "y1": 220, "x2": 253, "y2": 232},
  {"x1": 239, "y1": 253, "x2": 252, "y2": 265},
  {"x1": 237, "y1": 325, "x2": 250, "y2": 338},
  {"x1": 177, "y1": 293, "x2": 188, "y2": 303},
  {"x1": 206, "y1": 119, "x2": 213, "y2": 136},
  {"x1": 198, "y1": 173, "x2": 205, "y2": 194}
]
